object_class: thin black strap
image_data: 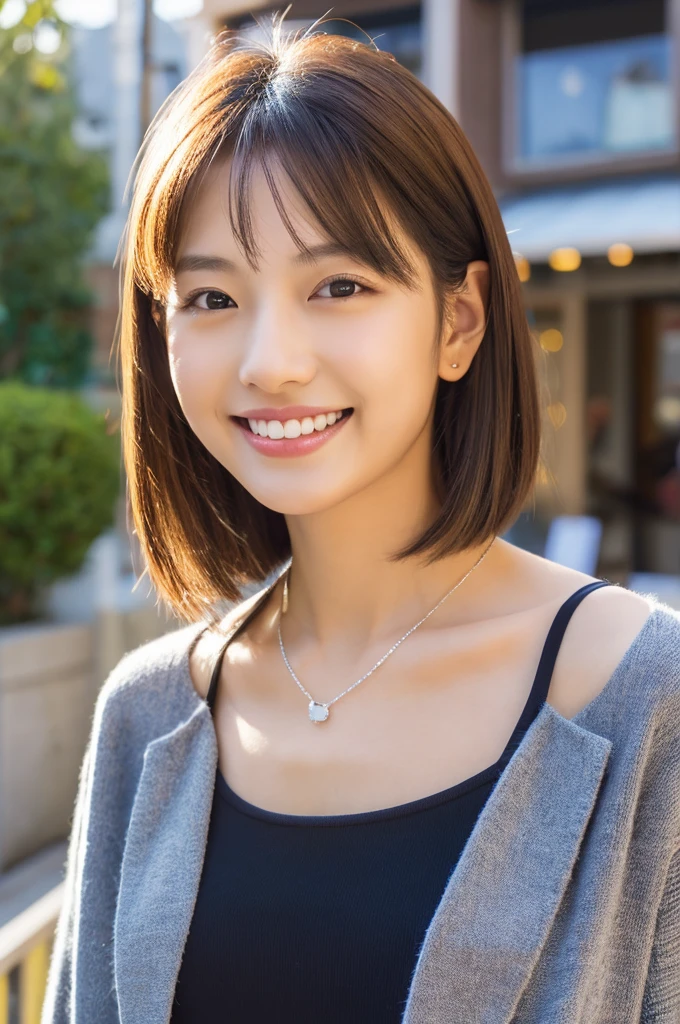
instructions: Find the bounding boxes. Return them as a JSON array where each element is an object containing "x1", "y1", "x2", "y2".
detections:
[
  {"x1": 513, "y1": 579, "x2": 613, "y2": 736},
  {"x1": 532, "y1": 580, "x2": 612, "y2": 703},
  {"x1": 205, "y1": 570, "x2": 288, "y2": 715},
  {"x1": 206, "y1": 641, "x2": 228, "y2": 715}
]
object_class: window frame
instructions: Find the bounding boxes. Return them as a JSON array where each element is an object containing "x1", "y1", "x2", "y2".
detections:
[{"x1": 500, "y1": 0, "x2": 680, "y2": 183}]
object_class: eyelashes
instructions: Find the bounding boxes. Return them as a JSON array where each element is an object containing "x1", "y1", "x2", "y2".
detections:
[{"x1": 177, "y1": 275, "x2": 370, "y2": 313}]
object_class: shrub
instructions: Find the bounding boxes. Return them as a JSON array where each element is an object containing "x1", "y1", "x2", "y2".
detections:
[{"x1": 0, "y1": 382, "x2": 121, "y2": 624}]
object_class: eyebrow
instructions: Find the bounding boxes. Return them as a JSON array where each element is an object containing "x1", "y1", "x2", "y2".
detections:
[{"x1": 174, "y1": 242, "x2": 367, "y2": 276}]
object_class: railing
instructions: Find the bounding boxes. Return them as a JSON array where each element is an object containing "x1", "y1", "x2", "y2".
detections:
[{"x1": 0, "y1": 884, "x2": 62, "y2": 1024}]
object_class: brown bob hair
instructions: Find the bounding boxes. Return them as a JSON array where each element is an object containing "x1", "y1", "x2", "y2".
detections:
[{"x1": 116, "y1": 10, "x2": 541, "y2": 624}]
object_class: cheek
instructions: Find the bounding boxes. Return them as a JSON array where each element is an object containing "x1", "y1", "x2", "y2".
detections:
[
  {"x1": 166, "y1": 324, "x2": 225, "y2": 421},
  {"x1": 164, "y1": 358, "x2": 233, "y2": 471},
  {"x1": 340, "y1": 317, "x2": 437, "y2": 435}
]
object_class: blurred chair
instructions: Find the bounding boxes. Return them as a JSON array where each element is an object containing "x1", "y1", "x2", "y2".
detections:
[
  {"x1": 543, "y1": 515, "x2": 603, "y2": 575},
  {"x1": 628, "y1": 573, "x2": 680, "y2": 611}
]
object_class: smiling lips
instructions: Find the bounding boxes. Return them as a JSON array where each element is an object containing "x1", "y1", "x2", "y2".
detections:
[{"x1": 232, "y1": 406, "x2": 353, "y2": 457}]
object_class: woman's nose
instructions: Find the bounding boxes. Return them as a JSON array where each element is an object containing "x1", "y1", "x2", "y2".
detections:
[{"x1": 237, "y1": 305, "x2": 317, "y2": 392}]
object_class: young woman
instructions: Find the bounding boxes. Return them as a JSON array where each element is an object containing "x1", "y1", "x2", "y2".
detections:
[{"x1": 42, "y1": 13, "x2": 680, "y2": 1024}]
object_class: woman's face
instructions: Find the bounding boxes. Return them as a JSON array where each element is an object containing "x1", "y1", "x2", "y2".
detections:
[{"x1": 165, "y1": 158, "x2": 478, "y2": 517}]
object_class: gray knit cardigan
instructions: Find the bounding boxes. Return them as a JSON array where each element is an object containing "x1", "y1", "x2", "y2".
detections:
[{"x1": 40, "y1": 581, "x2": 680, "y2": 1024}]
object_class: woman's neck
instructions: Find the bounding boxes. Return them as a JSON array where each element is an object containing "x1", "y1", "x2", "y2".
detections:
[{"x1": 283, "y1": 467, "x2": 495, "y2": 652}]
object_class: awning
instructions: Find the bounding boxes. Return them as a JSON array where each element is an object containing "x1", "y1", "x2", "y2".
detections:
[{"x1": 497, "y1": 173, "x2": 680, "y2": 262}]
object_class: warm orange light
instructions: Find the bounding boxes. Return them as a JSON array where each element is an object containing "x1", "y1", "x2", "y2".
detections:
[
  {"x1": 547, "y1": 402, "x2": 567, "y2": 429},
  {"x1": 549, "y1": 248, "x2": 581, "y2": 272},
  {"x1": 607, "y1": 243, "x2": 634, "y2": 267},
  {"x1": 515, "y1": 255, "x2": 531, "y2": 282},
  {"x1": 539, "y1": 328, "x2": 564, "y2": 352}
]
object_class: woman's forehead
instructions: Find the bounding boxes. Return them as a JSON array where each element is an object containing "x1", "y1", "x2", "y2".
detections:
[
  {"x1": 175, "y1": 153, "x2": 422, "y2": 280},
  {"x1": 180, "y1": 157, "x2": 323, "y2": 254}
]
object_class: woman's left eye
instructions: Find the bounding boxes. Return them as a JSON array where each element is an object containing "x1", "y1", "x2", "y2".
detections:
[
  {"x1": 181, "y1": 290, "x2": 234, "y2": 311},
  {"x1": 315, "y1": 276, "x2": 367, "y2": 300}
]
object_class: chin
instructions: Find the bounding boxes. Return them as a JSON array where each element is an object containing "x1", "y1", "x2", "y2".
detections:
[{"x1": 241, "y1": 479, "x2": 351, "y2": 517}]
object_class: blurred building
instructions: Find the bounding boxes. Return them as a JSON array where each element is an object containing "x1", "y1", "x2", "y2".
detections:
[
  {"x1": 490, "y1": 0, "x2": 680, "y2": 580},
  {"x1": 68, "y1": 3, "x2": 189, "y2": 388},
  {"x1": 65, "y1": 3, "x2": 191, "y2": 574},
  {"x1": 188, "y1": 0, "x2": 680, "y2": 579}
]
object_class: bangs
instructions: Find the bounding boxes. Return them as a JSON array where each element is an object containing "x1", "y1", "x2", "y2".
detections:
[
  {"x1": 132, "y1": 37, "x2": 443, "y2": 305},
  {"x1": 225, "y1": 113, "x2": 420, "y2": 291}
]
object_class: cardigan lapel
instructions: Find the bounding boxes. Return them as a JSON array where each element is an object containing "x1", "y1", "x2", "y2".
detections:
[
  {"x1": 402, "y1": 700, "x2": 613, "y2": 1024},
  {"x1": 113, "y1": 701, "x2": 218, "y2": 1024}
]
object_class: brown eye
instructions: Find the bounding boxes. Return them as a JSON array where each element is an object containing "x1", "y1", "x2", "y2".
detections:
[
  {"x1": 330, "y1": 280, "x2": 357, "y2": 298},
  {"x1": 201, "y1": 291, "x2": 232, "y2": 310},
  {"x1": 316, "y1": 277, "x2": 366, "y2": 300},
  {"x1": 182, "y1": 290, "x2": 234, "y2": 311}
]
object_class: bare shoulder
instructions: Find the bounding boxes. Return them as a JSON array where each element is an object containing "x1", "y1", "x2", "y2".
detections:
[
  {"x1": 494, "y1": 542, "x2": 655, "y2": 717},
  {"x1": 548, "y1": 579, "x2": 654, "y2": 719}
]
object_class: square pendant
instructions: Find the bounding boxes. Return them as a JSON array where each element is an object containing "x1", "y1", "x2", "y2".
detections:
[{"x1": 309, "y1": 701, "x2": 329, "y2": 723}]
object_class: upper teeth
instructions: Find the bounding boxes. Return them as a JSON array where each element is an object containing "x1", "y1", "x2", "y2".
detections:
[{"x1": 247, "y1": 410, "x2": 344, "y2": 439}]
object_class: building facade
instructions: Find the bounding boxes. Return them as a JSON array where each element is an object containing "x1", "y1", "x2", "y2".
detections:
[
  {"x1": 488, "y1": 0, "x2": 680, "y2": 582},
  {"x1": 69, "y1": 4, "x2": 189, "y2": 388}
]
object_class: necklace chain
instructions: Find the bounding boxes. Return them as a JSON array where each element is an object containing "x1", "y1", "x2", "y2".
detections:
[{"x1": 277, "y1": 537, "x2": 496, "y2": 723}]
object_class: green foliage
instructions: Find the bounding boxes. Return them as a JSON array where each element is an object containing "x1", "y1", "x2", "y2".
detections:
[
  {"x1": 0, "y1": 381, "x2": 121, "y2": 624},
  {"x1": 0, "y1": 1, "x2": 110, "y2": 387}
]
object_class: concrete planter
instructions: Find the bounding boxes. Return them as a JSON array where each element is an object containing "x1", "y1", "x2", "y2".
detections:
[
  {"x1": 0, "y1": 606, "x2": 182, "y2": 875},
  {"x1": 0, "y1": 621, "x2": 95, "y2": 874}
]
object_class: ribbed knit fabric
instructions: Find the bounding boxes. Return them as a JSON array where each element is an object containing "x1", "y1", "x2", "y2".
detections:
[{"x1": 169, "y1": 582, "x2": 611, "y2": 1022}]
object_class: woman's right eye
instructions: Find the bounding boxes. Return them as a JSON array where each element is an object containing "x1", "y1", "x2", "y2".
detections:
[{"x1": 183, "y1": 290, "x2": 234, "y2": 311}]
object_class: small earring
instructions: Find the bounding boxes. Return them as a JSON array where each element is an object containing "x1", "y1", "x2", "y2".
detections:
[{"x1": 451, "y1": 363, "x2": 459, "y2": 368}]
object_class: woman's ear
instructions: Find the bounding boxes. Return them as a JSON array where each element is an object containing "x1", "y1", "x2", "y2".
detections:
[{"x1": 438, "y1": 260, "x2": 489, "y2": 381}]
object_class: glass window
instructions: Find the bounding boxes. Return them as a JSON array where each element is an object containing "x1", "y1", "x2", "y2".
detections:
[
  {"x1": 515, "y1": 0, "x2": 675, "y2": 166},
  {"x1": 327, "y1": 7, "x2": 422, "y2": 80}
]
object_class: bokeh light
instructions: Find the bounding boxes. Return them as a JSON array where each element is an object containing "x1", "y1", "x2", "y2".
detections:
[
  {"x1": 539, "y1": 329, "x2": 564, "y2": 352},
  {"x1": 549, "y1": 248, "x2": 582, "y2": 272},
  {"x1": 515, "y1": 255, "x2": 531, "y2": 282},
  {"x1": 607, "y1": 243, "x2": 634, "y2": 267}
]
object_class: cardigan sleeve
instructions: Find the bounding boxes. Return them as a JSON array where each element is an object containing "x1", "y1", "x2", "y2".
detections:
[
  {"x1": 640, "y1": 846, "x2": 680, "y2": 1023},
  {"x1": 38, "y1": 630, "x2": 201, "y2": 1024},
  {"x1": 40, "y1": 736, "x2": 95, "y2": 1024},
  {"x1": 39, "y1": 649, "x2": 135, "y2": 1024}
]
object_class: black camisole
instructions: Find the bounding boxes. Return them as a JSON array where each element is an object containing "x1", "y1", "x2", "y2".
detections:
[{"x1": 170, "y1": 580, "x2": 611, "y2": 1023}]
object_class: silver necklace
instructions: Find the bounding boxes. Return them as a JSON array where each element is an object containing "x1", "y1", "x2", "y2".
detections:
[{"x1": 277, "y1": 538, "x2": 495, "y2": 724}]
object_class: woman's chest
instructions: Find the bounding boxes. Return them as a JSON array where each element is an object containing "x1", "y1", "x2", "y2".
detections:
[
  {"x1": 209, "y1": 622, "x2": 549, "y2": 816},
  {"x1": 199, "y1": 589, "x2": 637, "y2": 816}
]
